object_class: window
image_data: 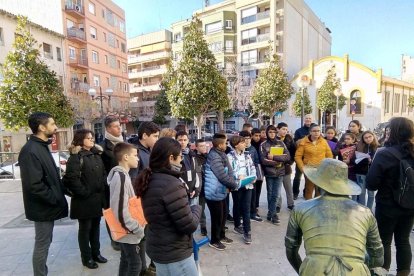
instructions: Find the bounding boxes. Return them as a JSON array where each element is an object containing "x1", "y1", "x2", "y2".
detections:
[
  {"x1": 93, "y1": 75, "x2": 100, "y2": 86},
  {"x1": 205, "y1": 21, "x2": 222, "y2": 34},
  {"x1": 174, "y1": 33, "x2": 182, "y2": 42},
  {"x1": 241, "y1": 6, "x2": 258, "y2": 24},
  {"x1": 0, "y1": 28, "x2": 4, "y2": 45},
  {"x1": 208, "y1": 41, "x2": 222, "y2": 53},
  {"x1": 241, "y1": 50, "x2": 257, "y2": 65},
  {"x1": 385, "y1": 91, "x2": 390, "y2": 113},
  {"x1": 119, "y1": 21, "x2": 125, "y2": 33},
  {"x1": 108, "y1": 33, "x2": 115, "y2": 47},
  {"x1": 225, "y1": 40, "x2": 233, "y2": 53},
  {"x1": 242, "y1": 70, "x2": 258, "y2": 86},
  {"x1": 66, "y1": 19, "x2": 74, "y2": 29},
  {"x1": 393, "y1": 93, "x2": 400, "y2": 113},
  {"x1": 117, "y1": 60, "x2": 121, "y2": 69},
  {"x1": 90, "y1": 26, "x2": 97, "y2": 39},
  {"x1": 69, "y1": 46, "x2": 76, "y2": 59},
  {"x1": 103, "y1": 32, "x2": 106, "y2": 42},
  {"x1": 121, "y1": 42, "x2": 126, "y2": 53},
  {"x1": 109, "y1": 54, "x2": 116, "y2": 68},
  {"x1": 402, "y1": 94, "x2": 408, "y2": 113},
  {"x1": 106, "y1": 77, "x2": 110, "y2": 86},
  {"x1": 102, "y1": 8, "x2": 105, "y2": 18},
  {"x1": 225, "y1": 20, "x2": 233, "y2": 29},
  {"x1": 118, "y1": 81, "x2": 122, "y2": 90},
  {"x1": 104, "y1": 55, "x2": 108, "y2": 64},
  {"x1": 92, "y1": 50, "x2": 99, "y2": 63},
  {"x1": 43, "y1": 43, "x2": 53, "y2": 59},
  {"x1": 56, "y1": 47, "x2": 62, "y2": 61},
  {"x1": 349, "y1": 90, "x2": 362, "y2": 115},
  {"x1": 122, "y1": 63, "x2": 127, "y2": 73},
  {"x1": 110, "y1": 76, "x2": 117, "y2": 89},
  {"x1": 241, "y1": 28, "x2": 258, "y2": 45},
  {"x1": 124, "y1": 82, "x2": 128, "y2": 92},
  {"x1": 88, "y1": 2, "x2": 95, "y2": 14},
  {"x1": 116, "y1": 39, "x2": 119, "y2": 48}
]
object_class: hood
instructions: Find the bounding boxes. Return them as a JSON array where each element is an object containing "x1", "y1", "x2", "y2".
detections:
[
  {"x1": 107, "y1": 165, "x2": 129, "y2": 185},
  {"x1": 68, "y1": 144, "x2": 103, "y2": 155},
  {"x1": 265, "y1": 125, "x2": 277, "y2": 142}
]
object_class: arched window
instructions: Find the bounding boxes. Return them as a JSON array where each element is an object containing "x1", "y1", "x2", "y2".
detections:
[{"x1": 349, "y1": 90, "x2": 362, "y2": 115}]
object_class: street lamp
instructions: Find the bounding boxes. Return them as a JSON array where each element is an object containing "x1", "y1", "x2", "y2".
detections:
[
  {"x1": 297, "y1": 75, "x2": 310, "y2": 126},
  {"x1": 88, "y1": 87, "x2": 113, "y2": 138},
  {"x1": 334, "y1": 87, "x2": 342, "y2": 129}
]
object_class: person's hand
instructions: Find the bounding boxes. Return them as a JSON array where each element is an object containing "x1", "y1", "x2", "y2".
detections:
[
  {"x1": 238, "y1": 175, "x2": 246, "y2": 180},
  {"x1": 268, "y1": 154, "x2": 274, "y2": 159},
  {"x1": 190, "y1": 191, "x2": 195, "y2": 198}
]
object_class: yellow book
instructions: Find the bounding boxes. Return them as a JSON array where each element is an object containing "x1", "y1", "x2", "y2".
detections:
[{"x1": 270, "y1": 146, "x2": 284, "y2": 155}]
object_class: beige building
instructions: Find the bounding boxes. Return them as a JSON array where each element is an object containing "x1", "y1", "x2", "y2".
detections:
[
  {"x1": 62, "y1": 0, "x2": 130, "y2": 138},
  {"x1": 289, "y1": 55, "x2": 414, "y2": 132},
  {"x1": 171, "y1": 0, "x2": 331, "y2": 130},
  {"x1": 0, "y1": 9, "x2": 69, "y2": 152},
  {"x1": 401, "y1": 54, "x2": 414, "y2": 83},
  {"x1": 127, "y1": 30, "x2": 172, "y2": 123}
]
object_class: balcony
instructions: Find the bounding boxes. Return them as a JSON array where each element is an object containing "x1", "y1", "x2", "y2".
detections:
[
  {"x1": 241, "y1": 10, "x2": 270, "y2": 25},
  {"x1": 241, "y1": 57, "x2": 266, "y2": 66},
  {"x1": 242, "y1": 33, "x2": 270, "y2": 46},
  {"x1": 68, "y1": 56, "x2": 88, "y2": 69},
  {"x1": 128, "y1": 51, "x2": 170, "y2": 64},
  {"x1": 65, "y1": 2, "x2": 84, "y2": 18},
  {"x1": 130, "y1": 83, "x2": 161, "y2": 93},
  {"x1": 128, "y1": 65, "x2": 167, "y2": 79},
  {"x1": 70, "y1": 81, "x2": 89, "y2": 93},
  {"x1": 67, "y1": 28, "x2": 86, "y2": 43}
]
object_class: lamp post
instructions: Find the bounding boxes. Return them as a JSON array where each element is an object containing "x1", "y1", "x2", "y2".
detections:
[
  {"x1": 88, "y1": 87, "x2": 113, "y2": 139},
  {"x1": 334, "y1": 87, "x2": 342, "y2": 129},
  {"x1": 297, "y1": 75, "x2": 310, "y2": 126}
]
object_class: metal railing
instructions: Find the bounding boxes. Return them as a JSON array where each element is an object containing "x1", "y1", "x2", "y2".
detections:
[
  {"x1": 67, "y1": 28, "x2": 86, "y2": 41},
  {"x1": 241, "y1": 10, "x2": 270, "y2": 25},
  {"x1": 0, "y1": 151, "x2": 69, "y2": 180}
]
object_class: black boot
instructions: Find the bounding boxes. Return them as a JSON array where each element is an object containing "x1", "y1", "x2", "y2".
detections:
[
  {"x1": 93, "y1": 254, "x2": 108, "y2": 263},
  {"x1": 82, "y1": 259, "x2": 98, "y2": 269}
]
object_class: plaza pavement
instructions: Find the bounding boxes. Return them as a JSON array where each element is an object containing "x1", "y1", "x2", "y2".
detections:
[{"x1": 0, "y1": 178, "x2": 412, "y2": 276}]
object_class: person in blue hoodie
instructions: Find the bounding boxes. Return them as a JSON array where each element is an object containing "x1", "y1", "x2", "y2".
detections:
[{"x1": 204, "y1": 133, "x2": 239, "y2": 251}]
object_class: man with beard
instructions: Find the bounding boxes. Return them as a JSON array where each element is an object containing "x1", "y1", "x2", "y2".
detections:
[{"x1": 19, "y1": 112, "x2": 68, "y2": 276}]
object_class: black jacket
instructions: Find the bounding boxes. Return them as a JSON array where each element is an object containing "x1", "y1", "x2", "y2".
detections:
[
  {"x1": 142, "y1": 169, "x2": 201, "y2": 264},
  {"x1": 366, "y1": 145, "x2": 412, "y2": 207},
  {"x1": 100, "y1": 139, "x2": 118, "y2": 175},
  {"x1": 193, "y1": 151, "x2": 207, "y2": 197},
  {"x1": 294, "y1": 125, "x2": 311, "y2": 142},
  {"x1": 276, "y1": 134, "x2": 296, "y2": 175},
  {"x1": 180, "y1": 150, "x2": 201, "y2": 197},
  {"x1": 63, "y1": 145, "x2": 107, "y2": 219},
  {"x1": 128, "y1": 137, "x2": 151, "y2": 183},
  {"x1": 18, "y1": 135, "x2": 68, "y2": 222},
  {"x1": 260, "y1": 126, "x2": 290, "y2": 177}
]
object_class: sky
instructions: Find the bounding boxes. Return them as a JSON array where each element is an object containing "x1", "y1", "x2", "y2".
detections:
[{"x1": 114, "y1": 0, "x2": 414, "y2": 78}]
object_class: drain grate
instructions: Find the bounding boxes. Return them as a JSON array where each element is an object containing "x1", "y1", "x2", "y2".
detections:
[{"x1": 1, "y1": 214, "x2": 76, "y2": 229}]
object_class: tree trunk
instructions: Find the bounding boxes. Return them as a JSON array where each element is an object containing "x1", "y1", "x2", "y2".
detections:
[
  {"x1": 194, "y1": 115, "x2": 204, "y2": 139},
  {"x1": 217, "y1": 110, "x2": 224, "y2": 132}
]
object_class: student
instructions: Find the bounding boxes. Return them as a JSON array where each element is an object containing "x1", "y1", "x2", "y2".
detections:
[
  {"x1": 176, "y1": 131, "x2": 201, "y2": 203},
  {"x1": 239, "y1": 130, "x2": 263, "y2": 222},
  {"x1": 135, "y1": 138, "x2": 201, "y2": 276},
  {"x1": 228, "y1": 136, "x2": 256, "y2": 244},
  {"x1": 193, "y1": 139, "x2": 209, "y2": 236},
  {"x1": 260, "y1": 125, "x2": 290, "y2": 225},
  {"x1": 250, "y1": 128, "x2": 264, "y2": 216},
  {"x1": 107, "y1": 143, "x2": 145, "y2": 276},
  {"x1": 337, "y1": 132, "x2": 358, "y2": 184},
  {"x1": 324, "y1": 126, "x2": 339, "y2": 156},
  {"x1": 242, "y1": 123, "x2": 253, "y2": 133},
  {"x1": 204, "y1": 133, "x2": 239, "y2": 250},
  {"x1": 275, "y1": 122, "x2": 295, "y2": 212}
]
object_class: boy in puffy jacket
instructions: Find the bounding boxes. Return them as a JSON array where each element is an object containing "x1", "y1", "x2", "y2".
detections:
[{"x1": 204, "y1": 133, "x2": 239, "y2": 251}]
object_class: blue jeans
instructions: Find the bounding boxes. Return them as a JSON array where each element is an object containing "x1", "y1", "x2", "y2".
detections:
[
  {"x1": 266, "y1": 176, "x2": 283, "y2": 218},
  {"x1": 154, "y1": 255, "x2": 198, "y2": 276},
  {"x1": 355, "y1": 174, "x2": 375, "y2": 209},
  {"x1": 33, "y1": 221, "x2": 54, "y2": 276}
]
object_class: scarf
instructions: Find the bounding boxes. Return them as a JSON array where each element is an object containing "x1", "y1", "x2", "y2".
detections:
[{"x1": 105, "y1": 131, "x2": 124, "y2": 144}]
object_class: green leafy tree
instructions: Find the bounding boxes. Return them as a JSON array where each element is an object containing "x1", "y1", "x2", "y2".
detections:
[
  {"x1": 0, "y1": 16, "x2": 74, "y2": 131},
  {"x1": 163, "y1": 17, "x2": 229, "y2": 137},
  {"x1": 251, "y1": 53, "x2": 294, "y2": 125},
  {"x1": 152, "y1": 90, "x2": 171, "y2": 125},
  {"x1": 316, "y1": 66, "x2": 346, "y2": 114},
  {"x1": 408, "y1": 96, "x2": 414, "y2": 109},
  {"x1": 292, "y1": 90, "x2": 312, "y2": 117}
]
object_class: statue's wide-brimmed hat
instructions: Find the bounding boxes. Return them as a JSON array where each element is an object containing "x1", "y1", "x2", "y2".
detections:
[{"x1": 303, "y1": 159, "x2": 361, "y2": 196}]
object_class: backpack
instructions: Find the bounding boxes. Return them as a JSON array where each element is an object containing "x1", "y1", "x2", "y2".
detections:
[{"x1": 388, "y1": 147, "x2": 414, "y2": 209}]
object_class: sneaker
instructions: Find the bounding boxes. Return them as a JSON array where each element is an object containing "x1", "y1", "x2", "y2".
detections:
[
  {"x1": 251, "y1": 214, "x2": 263, "y2": 222},
  {"x1": 243, "y1": 233, "x2": 252, "y2": 244},
  {"x1": 233, "y1": 226, "x2": 244, "y2": 235},
  {"x1": 201, "y1": 227, "x2": 207, "y2": 236},
  {"x1": 220, "y1": 237, "x2": 233, "y2": 244},
  {"x1": 293, "y1": 194, "x2": 298, "y2": 200},
  {"x1": 288, "y1": 205, "x2": 295, "y2": 211},
  {"x1": 209, "y1": 241, "x2": 226, "y2": 251},
  {"x1": 271, "y1": 214, "x2": 281, "y2": 225},
  {"x1": 266, "y1": 215, "x2": 271, "y2": 222},
  {"x1": 227, "y1": 214, "x2": 234, "y2": 222},
  {"x1": 276, "y1": 206, "x2": 281, "y2": 213}
]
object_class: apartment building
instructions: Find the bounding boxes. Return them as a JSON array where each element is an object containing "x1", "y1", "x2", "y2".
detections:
[
  {"x1": 62, "y1": 0, "x2": 129, "y2": 136},
  {"x1": 0, "y1": 8, "x2": 68, "y2": 152},
  {"x1": 171, "y1": 0, "x2": 331, "y2": 130},
  {"x1": 401, "y1": 54, "x2": 414, "y2": 83},
  {"x1": 127, "y1": 30, "x2": 172, "y2": 123}
]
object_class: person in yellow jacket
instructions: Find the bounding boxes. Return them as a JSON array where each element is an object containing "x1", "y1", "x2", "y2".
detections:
[{"x1": 294, "y1": 124, "x2": 333, "y2": 199}]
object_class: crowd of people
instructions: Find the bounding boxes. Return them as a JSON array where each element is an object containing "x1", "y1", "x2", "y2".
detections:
[{"x1": 18, "y1": 112, "x2": 414, "y2": 276}]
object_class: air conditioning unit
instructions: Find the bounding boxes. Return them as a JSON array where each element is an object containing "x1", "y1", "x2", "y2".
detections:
[{"x1": 75, "y1": 5, "x2": 81, "y2": 12}]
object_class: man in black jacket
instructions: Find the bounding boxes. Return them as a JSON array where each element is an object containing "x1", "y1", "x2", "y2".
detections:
[
  {"x1": 293, "y1": 114, "x2": 314, "y2": 199},
  {"x1": 100, "y1": 116, "x2": 124, "y2": 251},
  {"x1": 19, "y1": 112, "x2": 68, "y2": 276}
]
